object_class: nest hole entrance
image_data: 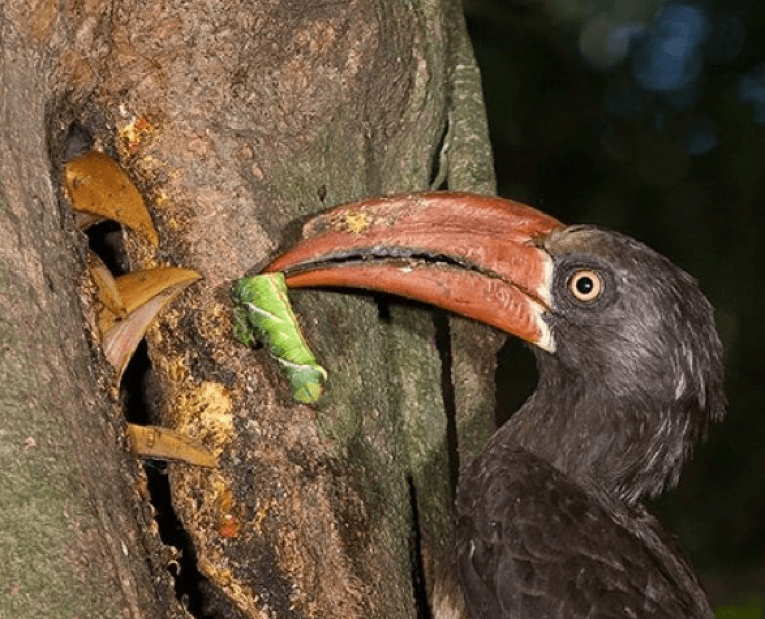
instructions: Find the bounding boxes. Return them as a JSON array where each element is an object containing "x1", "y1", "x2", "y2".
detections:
[{"x1": 86, "y1": 219, "x2": 233, "y2": 618}]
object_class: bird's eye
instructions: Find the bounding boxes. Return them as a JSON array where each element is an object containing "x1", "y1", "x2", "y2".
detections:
[{"x1": 568, "y1": 270, "x2": 602, "y2": 303}]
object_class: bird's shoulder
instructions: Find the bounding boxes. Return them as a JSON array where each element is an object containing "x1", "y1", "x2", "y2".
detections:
[{"x1": 452, "y1": 443, "x2": 712, "y2": 619}]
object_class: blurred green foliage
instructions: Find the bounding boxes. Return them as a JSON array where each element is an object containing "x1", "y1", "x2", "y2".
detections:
[{"x1": 716, "y1": 597, "x2": 764, "y2": 619}]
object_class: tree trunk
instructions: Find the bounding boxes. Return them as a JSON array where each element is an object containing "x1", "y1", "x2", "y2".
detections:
[
  {"x1": 0, "y1": 1, "x2": 497, "y2": 617},
  {"x1": 0, "y1": 23, "x2": 181, "y2": 619}
]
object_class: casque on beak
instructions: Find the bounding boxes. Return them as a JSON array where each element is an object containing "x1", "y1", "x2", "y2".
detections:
[{"x1": 264, "y1": 192, "x2": 563, "y2": 352}]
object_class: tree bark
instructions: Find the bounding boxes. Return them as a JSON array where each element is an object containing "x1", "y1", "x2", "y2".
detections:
[
  {"x1": 0, "y1": 22, "x2": 185, "y2": 619},
  {"x1": 1, "y1": 1, "x2": 496, "y2": 617}
]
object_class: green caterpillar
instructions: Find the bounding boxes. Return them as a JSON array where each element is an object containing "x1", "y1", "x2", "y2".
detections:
[{"x1": 231, "y1": 273, "x2": 327, "y2": 404}]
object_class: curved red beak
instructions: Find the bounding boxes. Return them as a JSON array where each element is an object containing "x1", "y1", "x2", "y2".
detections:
[{"x1": 264, "y1": 192, "x2": 563, "y2": 352}]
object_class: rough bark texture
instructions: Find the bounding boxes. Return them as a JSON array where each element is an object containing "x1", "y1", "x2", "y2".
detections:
[
  {"x1": 441, "y1": 2, "x2": 505, "y2": 465},
  {"x1": 1, "y1": 1, "x2": 496, "y2": 617},
  {"x1": 0, "y1": 23, "x2": 186, "y2": 619}
]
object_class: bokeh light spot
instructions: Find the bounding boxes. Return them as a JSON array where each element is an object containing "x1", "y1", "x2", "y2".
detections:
[{"x1": 631, "y1": 4, "x2": 709, "y2": 94}]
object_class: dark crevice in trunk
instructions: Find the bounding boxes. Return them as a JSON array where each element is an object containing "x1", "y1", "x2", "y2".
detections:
[
  {"x1": 374, "y1": 293, "x2": 392, "y2": 322},
  {"x1": 408, "y1": 476, "x2": 434, "y2": 619},
  {"x1": 144, "y1": 461, "x2": 206, "y2": 614},
  {"x1": 121, "y1": 334, "x2": 228, "y2": 618},
  {"x1": 120, "y1": 340, "x2": 154, "y2": 425},
  {"x1": 85, "y1": 220, "x2": 130, "y2": 274},
  {"x1": 87, "y1": 220, "x2": 231, "y2": 618},
  {"x1": 433, "y1": 309, "x2": 459, "y2": 498},
  {"x1": 429, "y1": 116, "x2": 450, "y2": 190}
]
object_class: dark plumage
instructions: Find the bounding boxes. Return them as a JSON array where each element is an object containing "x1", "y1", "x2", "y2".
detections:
[{"x1": 443, "y1": 225, "x2": 725, "y2": 618}]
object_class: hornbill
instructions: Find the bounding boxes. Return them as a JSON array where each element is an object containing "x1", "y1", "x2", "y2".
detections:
[{"x1": 265, "y1": 192, "x2": 725, "y2": 618}]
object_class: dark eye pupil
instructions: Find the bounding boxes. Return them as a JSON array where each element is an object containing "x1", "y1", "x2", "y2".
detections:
[{"x1": 576, "y1": 277, "x2": 594, "y2": 294}]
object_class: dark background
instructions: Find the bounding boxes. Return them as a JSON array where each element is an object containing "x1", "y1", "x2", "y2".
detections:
[{"x1": 464, "y1": 0, "x2": 765, "y2": 613}]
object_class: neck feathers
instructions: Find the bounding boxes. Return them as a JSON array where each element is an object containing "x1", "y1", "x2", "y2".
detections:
[{"x1": 500, "y1": 347, "x2": 720, "y2": 504}]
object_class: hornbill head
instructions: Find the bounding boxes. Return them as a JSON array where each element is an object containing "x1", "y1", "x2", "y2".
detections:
[{"x1": 265, "y1": 191, "x2": 725, "y2": 503}]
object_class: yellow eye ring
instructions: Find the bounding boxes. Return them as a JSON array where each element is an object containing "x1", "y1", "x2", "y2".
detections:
[{"x1": 568, "y1": 270, "x2": 602, "y2": 303}]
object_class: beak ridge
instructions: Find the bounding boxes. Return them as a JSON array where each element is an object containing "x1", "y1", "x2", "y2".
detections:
[{"x1": 264, "y1": 192, "x2": 562, "y2": 351}]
